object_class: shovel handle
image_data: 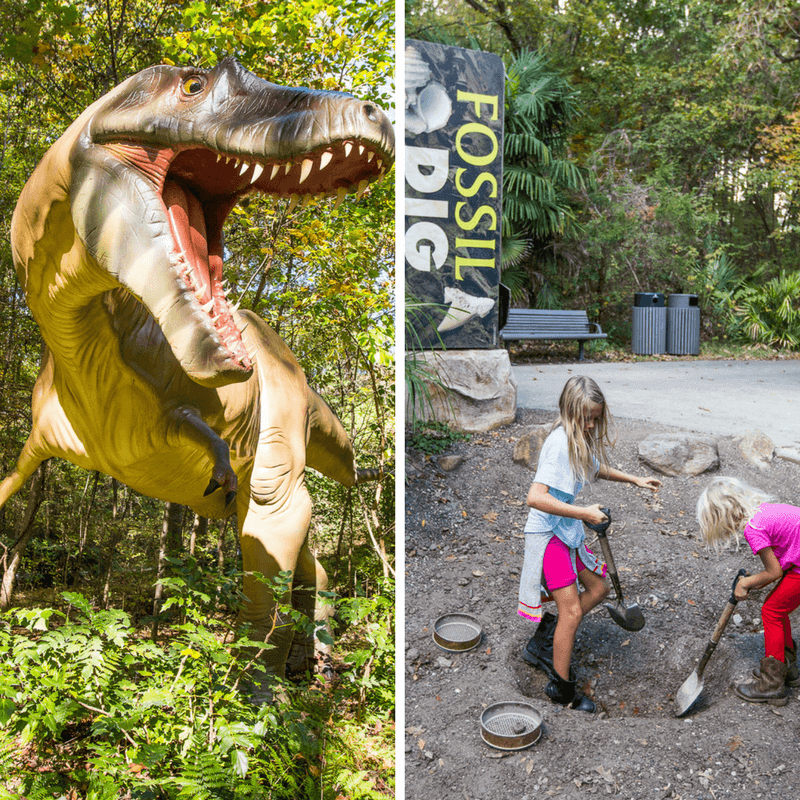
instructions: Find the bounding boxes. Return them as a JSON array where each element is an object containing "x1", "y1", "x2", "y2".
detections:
[
  {"x1": 695, "y1": 569, "x2": 748, "y2": 678},
  {"x1": 586, "y1": 507, "x2": 616, "y2": 570},
  {"x1": 585, "y1": 507, "x2": 611, "y2": 536},
  {"x1": 728, "y1": 568, "x2": 748, "y2": 604},
  {"x1": 586, "y1": 508, "x2": 624, "y2": 597}
]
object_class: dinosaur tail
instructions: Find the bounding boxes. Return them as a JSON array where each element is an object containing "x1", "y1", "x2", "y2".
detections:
[{"x1": 305, "y1": 387, "x2": 358, "y2": 488}]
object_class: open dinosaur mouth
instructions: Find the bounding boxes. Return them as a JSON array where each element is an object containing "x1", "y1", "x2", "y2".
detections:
[{"x1": 103, "y1": 138, "x2": 390, "y2": 376}]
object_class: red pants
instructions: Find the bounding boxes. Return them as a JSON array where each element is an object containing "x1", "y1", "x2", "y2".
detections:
[{"x1": 762, "y1": 572, "x2": 800, "y2": 660}]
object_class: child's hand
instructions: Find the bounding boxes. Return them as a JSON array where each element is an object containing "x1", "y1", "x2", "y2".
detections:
[
  {"x1": 734, "y1": 580, "x2": 750, "y2": 601},
  {"x1": 635, "y1": 475, "x2": 662, "y2": 492},
  {"x1": 583, "y1": 504, "x2": 609, "y2": 526}
]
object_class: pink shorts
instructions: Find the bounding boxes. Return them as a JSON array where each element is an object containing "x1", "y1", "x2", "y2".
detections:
[{"x1": 542, "y1": 535, "x2": 591, "y2": 591}]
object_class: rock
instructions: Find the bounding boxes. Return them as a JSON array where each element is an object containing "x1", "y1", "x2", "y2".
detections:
[
  {"x1": 638, "y1": 433, "x2": 719, "y2": 477},
  {"x1": 735, "y1": 430, "x2": 774, "y2": 470},
  {"x1": 776, "y1": 446, "x2": 800, "y2": 466},
  {"x1": 513, "y1": 425, "x2": 549, "y2": 469},
  {"x1": 438, "y1": 454, "x2": 466, "y2": 472},
  {"x1": 405, "y1": 349, "x2": 517, "y2": 432},
  {"x1": 407, "y1": 648, "x2": 420, "y2": 661}
]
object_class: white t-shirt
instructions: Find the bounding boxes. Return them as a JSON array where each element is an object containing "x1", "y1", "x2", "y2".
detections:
[{"x1": 524, "y1": 426, "x2": 598, "y2": 548}]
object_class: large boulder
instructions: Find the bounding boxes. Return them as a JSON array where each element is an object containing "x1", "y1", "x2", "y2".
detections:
[
  {"x1": 735, "y1": 430, "x2": 774, "y2": 471},
  {"x1": 638, "y1": 432, "x2": 719, "y2": 477},
  {"x1": 406, "y1": 349, "x2": 516, "y2": 433},
  {"x1": 776, "y1": 446, "x2": 800, "y2": 466},
  {"x1": 513, "y1": 424, "x2": 550, "y2": 470}
]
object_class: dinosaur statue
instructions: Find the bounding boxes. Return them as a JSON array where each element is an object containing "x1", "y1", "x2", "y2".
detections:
[{"x1": 0, "y1": 57, "x2": 394, "y2": 687}]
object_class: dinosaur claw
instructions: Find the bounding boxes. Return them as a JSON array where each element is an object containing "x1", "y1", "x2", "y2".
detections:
[
  {"x1": 225, "y1": 490, "x2": 237, "y2": 506},
  {"x1": 204, "y1": 479, "x2": 221, "y2": 496}
]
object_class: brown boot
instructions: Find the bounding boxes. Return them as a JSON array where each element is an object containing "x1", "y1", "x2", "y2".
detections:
[
  {"x1": 751, "y1": 641, "x2": 800, "y2": 687},
  {"x1": 786, "y1": 644, "x2": 800, "y2": 687},
  {"x1": 737, "y1": 656, "x2": 789, "y2": 705}
]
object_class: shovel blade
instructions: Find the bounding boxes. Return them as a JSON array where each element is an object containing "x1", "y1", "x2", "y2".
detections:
[
  {"x1": 675, "y1": 669, "x2": 702, "y2": 717},
  {"x1": 605, "y1": 601, "x2": 646, "y2": 632}
]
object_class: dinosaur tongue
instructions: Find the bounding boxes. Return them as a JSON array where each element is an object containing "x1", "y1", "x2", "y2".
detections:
[
  {"x1": 162, "y1": 179, "x2": 250, "y2": 373},
  {"x1": 164, "y1": 179, "x2": 213, "y2": 304}
]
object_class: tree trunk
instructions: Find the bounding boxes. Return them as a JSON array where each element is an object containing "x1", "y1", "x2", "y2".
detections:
[
  {"x1": 101, "y1": 479, "x2": 128, "y2": 609},
  {"x1": 189, "y1": 513, "x2": 207, "y2": 556},
  {"x1": 0, "y1": 462, "x2": 47, "y2": 610},
  {"x1": 216, "y1": 517, "x2": 230, "y2": 571},
  {"x1": 151, "y1": 501, "x2": 184, "y2": 640}
]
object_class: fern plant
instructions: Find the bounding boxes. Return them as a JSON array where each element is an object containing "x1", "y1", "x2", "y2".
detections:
[
  {"x1": 734, "y1": 270, "x2": 800, "y2": 349},
  {"x1": 0, "y1": 558, "x2": 394, "y2": 799}
]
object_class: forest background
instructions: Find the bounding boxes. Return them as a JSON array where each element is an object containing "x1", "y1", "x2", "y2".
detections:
[
  {"x1": 408, "y1": 0, "x2": 800, "y2": 352},
  {"x1": 0, "y1": 0, "x2": 395, "y2": 797}
]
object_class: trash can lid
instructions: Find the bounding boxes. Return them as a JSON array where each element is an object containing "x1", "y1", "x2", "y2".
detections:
[
  {"x1": 668, "y1": 294, "x2": 699, "y2": 307},
  {"x1": 634, "y1": 292, "x2": 666, "y2": 307}
]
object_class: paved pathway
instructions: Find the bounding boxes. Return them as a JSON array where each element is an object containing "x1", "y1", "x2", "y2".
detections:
[{"x1": 513, "y1": 359, "x2": 800, "y2": 448}]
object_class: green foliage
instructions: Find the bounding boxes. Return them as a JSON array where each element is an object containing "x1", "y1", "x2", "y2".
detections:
[
  {"x1": 0, "y1": 561, "x2": 395, "y2": 798},
  {"x1": 407, "y1": 421, "x2": 471, "y2": 456},
  {"x1": 734, "y1": 271, "x2": 800, "y2": 350},
  {"x1": 337, "y1": 583, "x2": 394, "y2": 713},
  {"x1": 501, "y1": 50, "x2": 588, "y2": 305},
  {"x1": 407, "y1": 0, "x2": 800, "y2": 352}
]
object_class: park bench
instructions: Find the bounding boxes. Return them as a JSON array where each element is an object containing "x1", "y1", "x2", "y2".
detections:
[{"x1": 499, "y1": 309, "x2": 608, "y2": 361}]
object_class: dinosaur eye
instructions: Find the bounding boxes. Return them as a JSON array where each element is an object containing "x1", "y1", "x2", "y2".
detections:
[{"x1": 182, "y1": 76, "x2": 205, "y2": 96}]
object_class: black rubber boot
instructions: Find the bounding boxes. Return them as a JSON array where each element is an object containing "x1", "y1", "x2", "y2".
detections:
[
  {"x1": 522, "y1": 612, "x2": 557, "y2": 679},
  {"x1": 545, "y1": 671, "x2": 596, "y2": 713}
]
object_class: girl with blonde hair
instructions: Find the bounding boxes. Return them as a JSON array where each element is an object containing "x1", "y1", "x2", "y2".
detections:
[
  {"x1": 697, "y1": 476, "x2": 800, "y2": 704},
  {"x1": 519, "y1": 376, "x2": 661, "y2": 712}
]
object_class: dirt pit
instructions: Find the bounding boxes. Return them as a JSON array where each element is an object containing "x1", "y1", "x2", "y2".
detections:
[{"x1": 405, "y1": 410, "x2": 800, "y2": 800}]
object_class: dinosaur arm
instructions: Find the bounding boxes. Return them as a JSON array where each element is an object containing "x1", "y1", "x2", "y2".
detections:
[
  {"x1": 305, "y1": 388, "x2": 357, "y2": 488},
  {"x1": 166, "y1": 405, "x2": 237, "y2": 502}
]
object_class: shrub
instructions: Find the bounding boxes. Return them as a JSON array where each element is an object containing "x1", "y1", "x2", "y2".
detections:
[{"x1": 734, "y1": 270, "x2": 800, "y2": 350}]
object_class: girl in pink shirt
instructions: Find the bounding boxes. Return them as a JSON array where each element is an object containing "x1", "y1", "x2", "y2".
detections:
[{"x1": 697, "y1": 476, "x2": 800, "y2": 705}]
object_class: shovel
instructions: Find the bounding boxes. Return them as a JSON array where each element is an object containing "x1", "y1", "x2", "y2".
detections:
[
  {"x1": 585, "y1": 508, "x2": 646, "y2": 632},
  {"x1": 674, "y1": 568, "x2": 747, "y2": 717}
]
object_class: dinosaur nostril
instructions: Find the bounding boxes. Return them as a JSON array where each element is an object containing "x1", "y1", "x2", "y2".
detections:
[{"x1": 363, "y1": 103, "x2": 378, "y2": 123}]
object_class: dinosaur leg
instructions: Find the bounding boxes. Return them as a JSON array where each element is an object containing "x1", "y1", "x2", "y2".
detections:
[
  {"x1": 285, "y1": 545, "x2": 319, "y2": 678},
  {"x1": 313, "y1": 557, "x2": 337, "y2": 678},
  {"x1": 0, "y1": 439, "x2": 44, "y2": 510},
  {"x1": 235, "y1": 440, "x2": 312, "y2": 685}
]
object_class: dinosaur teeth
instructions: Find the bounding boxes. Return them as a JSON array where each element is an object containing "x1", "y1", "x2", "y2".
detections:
[
  {"x1": 302, "y1": 195, "x2": 313, "y2": 208},
  {"x1": 367, "y1": 151, "x2": 375, "y2": 163},
  {"x1": 356, "y1": 179, "x2": 369, "y2": 199},
  {"x1": 200, "y1": 299, "x2": 214, "y2": 314},
  {"x1": 299, "y1": 159, "x2": 313, "y2": 184},
  {"x1": 334, "y1": 187, "x2": 347, "y2": 210},
  {"x1": 284, "y1": 163, "x2": 292, "y2": 176},
  {"x1": 358, "y1": 145, "x2": 365, "y2": 156},
  {"x1": 377, "y1": 159, "x2": 384, "y2": 172},
  {"x1": 287, "y1": 194, "x2": 300, "y2": 213},
  {"x1": 238, "y1": 161, "x2": 250, "y2": 176},
  {"x1": 270, "y1": 164, "x2": 280, "y2": 180},
  {"x1": 344, "y1": 143, "x2": 352, "y2": 158},
  {"x1": 319, "y1": 151, "x2": 333, "y2": 169},
  {"x1": 251, "y1": 164, "x2": 264, "y2": 182}
]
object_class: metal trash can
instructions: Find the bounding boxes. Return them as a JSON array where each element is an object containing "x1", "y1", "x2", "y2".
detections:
[
  {"x1": 632, "y1": 292, "x2": 667, "y2": 355},
  {"x1": 667, "y1": 294, "x2": 700, "y2": 355}
]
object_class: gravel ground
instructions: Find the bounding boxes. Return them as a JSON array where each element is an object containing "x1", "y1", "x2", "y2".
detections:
[{"x1": 404, "y1": 409, "x2": 800, "y2": 800}]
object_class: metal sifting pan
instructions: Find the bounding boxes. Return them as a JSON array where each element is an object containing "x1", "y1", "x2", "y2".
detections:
[
  {"x1": 432, "y1": 612, "x2": 483, "y2": 652},
  {"x1": 480, "y1": 701, "x2": 543, "y2": 750}
]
